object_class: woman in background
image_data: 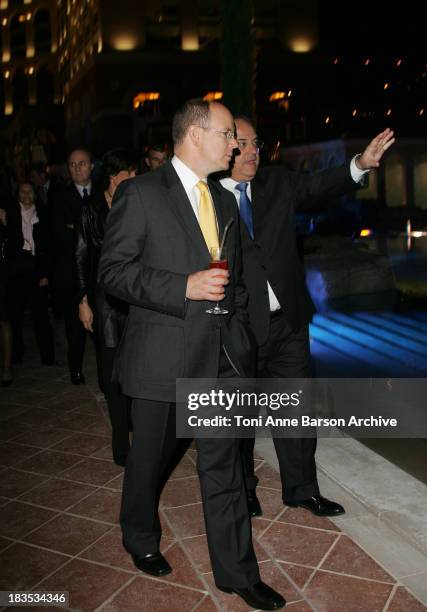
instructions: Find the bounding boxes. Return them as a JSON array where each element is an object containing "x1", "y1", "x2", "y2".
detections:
[
  {"x1": 7, "y1": 182, "x2": 55, "y2": 367},
  {"x1": 75, "y1": 149, "x2": 137, "y2": 465}
]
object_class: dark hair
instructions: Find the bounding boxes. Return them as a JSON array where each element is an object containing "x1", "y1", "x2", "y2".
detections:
[
  {"x1": 172, "y1": 98, "x2": 210, "y2": 145},
  {"x1": 100, "y1": 148, "x2": 138, "y2": 190},
  {"x1": 67, "y1": 147, "x2": 92, "y2": 163},
  {"x1": 146, "y1": 144, "x2": 166, "y2": 156},
  {"x1": 234, "y1": 115, "x2": 256, "y2": 130}
]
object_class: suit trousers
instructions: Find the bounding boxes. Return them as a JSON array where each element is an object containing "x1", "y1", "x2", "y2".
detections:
[
  {"x1": 241, "y1": 313, "x2": 320, "y2": 502},
  {"x1": 121, "y1": 350, "x2": 260, "y2": 588},
  {"x1": 10, "y1": 273, "x2": 54, "y2": 364},
  {"x1": 61, "y1": 288, "x2": 86, "y2": 373},
  {"x1": 99, "y1": 346, "x2": 131, "y2": 460}
]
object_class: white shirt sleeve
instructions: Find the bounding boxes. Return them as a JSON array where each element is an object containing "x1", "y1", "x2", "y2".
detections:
[{"x1": 350, "y1": 155, "x2": 370, "y2": 182}]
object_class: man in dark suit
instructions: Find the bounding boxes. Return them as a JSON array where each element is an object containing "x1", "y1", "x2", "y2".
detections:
[
  {"x1": 98, "y1": 99, "x2": 285, "y2": 611},
  {"x1": 220, "y1": 117, "x2": 394, "y2": 518},
  {"x1": 51, "y1": 148, "x2": 103, "y2": 384}
]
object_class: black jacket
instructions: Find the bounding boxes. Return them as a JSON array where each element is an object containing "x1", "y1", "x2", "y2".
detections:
[
  {"x1": 239, "y1": 164, "x2": 358, "y2": 345},
  {"x1": 51, "y1": 182, "x2": 103, "y2": 290},
  {"x1": 98, "y1": 162, "x2": 254, "y2": 401},
  {"x1": 75, "y1": 194, "x2": 128, "y2": 347}
]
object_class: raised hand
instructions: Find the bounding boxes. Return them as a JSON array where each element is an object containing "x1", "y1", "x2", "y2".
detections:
[{"x1": 357, "y1": 128, "x2": 395, "y2": 170}]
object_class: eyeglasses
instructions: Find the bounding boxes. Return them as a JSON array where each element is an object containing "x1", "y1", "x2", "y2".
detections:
[
  {"x1": 69, "y1": 160, "x2": 89, "y2": 169},
  {"x1": 194, "y1": 126, "x2": 236, "y2": 141},
  {"x1": 237, "y1": 138, "x2": 264, "y2": 151}
]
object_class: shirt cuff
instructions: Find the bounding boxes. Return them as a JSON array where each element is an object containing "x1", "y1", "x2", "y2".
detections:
[{"x1": 350, "y1": 155, "x2": 370, "y2": 182}]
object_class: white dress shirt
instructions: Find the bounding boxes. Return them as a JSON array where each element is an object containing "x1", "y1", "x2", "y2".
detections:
[
  {"x1": 75, "y1": 181, "x2": 92, "y2": 198},
  {"x1": 171, "y1": 155, "x2": 209, "y2": 221},
  {"x1": 220, "y1": 157, "x2": 368, "y2": 312}
]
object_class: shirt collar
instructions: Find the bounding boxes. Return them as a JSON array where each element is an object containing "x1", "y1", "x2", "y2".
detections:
[
  {"x1": 171, "y1": 155, "x2": 205, "y2": 195},
  {"x1": 75, "y1": 181, "x2": 92, "y2": 197}
]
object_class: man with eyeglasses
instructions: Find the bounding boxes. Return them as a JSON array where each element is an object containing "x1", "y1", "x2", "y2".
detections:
[
  {"x1": 220, "y1": 116, "x2": 394, "y2": 519},
  {"x1": 52, "y1": 147, "x2": 103, "y2": 385},
  {"x1": 99, "y1": 99, "x2": 285, "y2": 610}
]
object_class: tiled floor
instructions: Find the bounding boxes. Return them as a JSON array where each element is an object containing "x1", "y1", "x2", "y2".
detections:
[{"x1": 1, "y1": 324, "x2": 426, "y2": 611}]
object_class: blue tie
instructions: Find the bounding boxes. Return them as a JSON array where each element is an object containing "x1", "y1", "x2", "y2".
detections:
[{"x1": 235, "y1": 182, "x2": 254, "y2": 239}]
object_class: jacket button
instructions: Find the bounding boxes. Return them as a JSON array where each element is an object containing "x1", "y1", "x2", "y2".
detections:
[{"x1": 261, "y1": 264, "x2": 266, "y2": 270}]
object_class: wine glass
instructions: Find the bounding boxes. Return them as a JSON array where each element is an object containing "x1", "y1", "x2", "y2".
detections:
[{"x1": 206, "y1": 246, "x2": 229, "y2": 315}]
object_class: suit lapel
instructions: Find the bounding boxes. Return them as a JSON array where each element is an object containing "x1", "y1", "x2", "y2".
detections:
[
  {"x1": 162, "y1": 162, "x2": 209, "y2": 258},
  {"x1": 250, "y1": 176, "x2": 266, "y2": 237}
]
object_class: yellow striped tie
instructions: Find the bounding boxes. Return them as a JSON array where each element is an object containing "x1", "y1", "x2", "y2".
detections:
[{"x1": 196, "y1": 180, "x2": 219, "y2": 251}]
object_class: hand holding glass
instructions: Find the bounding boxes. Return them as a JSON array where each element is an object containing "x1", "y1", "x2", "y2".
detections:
[{"x1": 206, "y1": 247, "x2": 229, "y2": 315}]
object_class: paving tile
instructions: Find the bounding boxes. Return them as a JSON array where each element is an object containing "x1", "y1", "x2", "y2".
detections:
[
  {"x1": 255, "y1": 486, "x2": 286, "y2": 520},
  {"x1": 0, "y1": 421, "x2": 32, "y2": 442},
  {"x1": 0, "y1": 501, "x2": 57, "y2": 539},
  {"x1": 155, "y1": 542, "x2": 205, "y2": 590},
  {"x1": 0, "y1": 403, "x2": 32, "y2": 421},
  {"x1": 2, "y1": 390, "x2": 50, "y2": 407},
  {"x1": 0, "y1": 536, "x2": 12, "y2": 551},
  {"x1": 0, "y1": 442, "x2": 41, "y2": 467},
  {"x1": 193, "y1": 595, "x2": 218, "y2": 611},
  {"x1": 163, "y1": 502, "x2": 206, "y2": 538},
  {"x1": 284, "y1": 602, "x2": 313, "y2": 611},
  {"x1": 40, "y1": 558, "x2": 131, "y2": 611},
  {"x1": 12, "y1": 427, "x2": 74, "y2": 449},
  {"x1": 45, "y1": 397, "x2": 94, "y2": 413},
  {"x1": 278, "y1": 506, "x2": 341, "y2": 532},
  {"x1": 258, "y1": 560, "x2": 302, "y2": 603},
  {"x1": 387, "y1": 585, "x2": 427, "y2": 611},
  {"x1": 0, "y1": 468, "x2": 47, "y2": 499},
  {"x1": 0, "y1": 543, "x2": 68, "y2": 590},
  {"x1": 84, "y1": 418, "x2": 113, "y2": 437},
  {"x1": 79, "y1": 526, "x2": 138, "y2": 572},
  {"x1": 400, "y1": 573, "x2": 427, "y2": 607},
  {"x1": 321, "y1": 535, "x2": 395, "y2": 583},
  {"x1": 104, "y1": 473, "x2": 124, "y2": 491},
  {"x1": 100, "y1": 575, "x2": 205, "y2": 612},
  {"x1": 259, "y1": 522, "x2": 338, "y2": 566},
  {"x1": 60, "y1": 457, "x2": 123, "y2": 486},
  {"x1": 160, "y1": 476, "x2": 202, "y2": 508},
  {"x1": 91, "y1": 444, "x2": 113, "y2": 460},
  {"x1": 251, "y1": 516, "x2": 274, "y2": 537},
  {"x1": 255, "y1": 463, "x2": 283, "y2": 490},
  {"x1": 68, "y1": 488, "x2": 121, "y2": 524},
  {"x1": 182, "y1": 534, "x2": 269, "y2": 574},
  {"x1": 52, "y1": 432, "x2": 110, "y2": 456},
  {"x1": 17, "y1": 450, "x2": 84, "y2": 476},
  {"x1": 9, "y1": 407, "x2": 60, "y2": 428},
  {"x1": 278, "y1": 562, "x2": 314, "y2": 589},
  {"x1": 304, "y1": 570, "x2": 393, "y2": 611},
  {"x1": 21, "y1": 478, "x2": 96, "y2": 510},
  {"x1": 169, "y1": 455, "x2": 198, "y2": 479},
  {"x1": 25, "y1": 513, "x2": 112, "y2": 556},
  {"x1": 51, "y1": 412, "x2": 100, "y2": 432}
]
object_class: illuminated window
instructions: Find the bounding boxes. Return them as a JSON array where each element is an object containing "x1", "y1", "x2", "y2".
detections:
[
  {"x1": 133, "y1": 92, "x2": 160, "y2": 109},
  {"x1": 203, "y1": 92, "x2": 223, "y2": 102}
]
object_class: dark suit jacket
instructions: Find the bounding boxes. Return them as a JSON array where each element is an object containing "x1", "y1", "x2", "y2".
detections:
[
  {"x1": 98, "y1": 161, "x2": 254, "y2": 401},
  {"x1": 239, "y1": 164, "x2": 358, "y2": 345},
  {"x1": 51, "y1": 182, "x2": 103, "y2": 290}
]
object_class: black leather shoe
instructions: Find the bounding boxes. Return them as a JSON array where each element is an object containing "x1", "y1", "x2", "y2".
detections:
[
  {"x1": 247, "y1": 490, "x2": 262, "y2": 517},
  {"x1": 124, "y1": 547, "x2": 172, "y2": 576},
  {"x1": 285, "y1": 494, "x2": 345, "y2": 517},
  {"x1": 70, "y1": 371, "x2": 86, "y2": 385},
  {"x1": 217, "y1": 581, "x2": 285, "y2": 610}
]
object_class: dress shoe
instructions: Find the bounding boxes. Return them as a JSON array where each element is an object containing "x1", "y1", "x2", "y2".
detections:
[
  {"x1": 123, "y1": 543, "x2": 172, "y2": 576},
  {"x1": 70, "y1": 371, "x2": 85, "y2": 385},
  {"x1": 247, "y1": 490, "x2": 262, "y2": 517},
  {"x1": 217, "y1": 580, "x2": 285, "y2": 610},
  {"x1": 285, "y1": 494, "x2": 345, "y2": 517}
]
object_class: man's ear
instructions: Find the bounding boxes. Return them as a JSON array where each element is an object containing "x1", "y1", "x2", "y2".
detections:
[{"x1": 188, "y1": 125, "x2": 201, "y2": 147}]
